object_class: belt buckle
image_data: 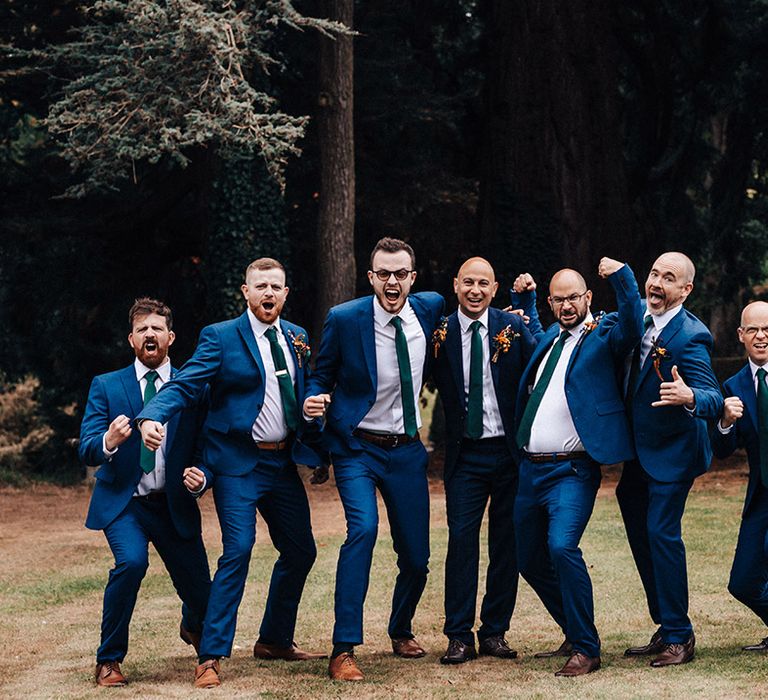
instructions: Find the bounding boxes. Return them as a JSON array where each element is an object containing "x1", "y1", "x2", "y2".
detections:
[{"x1": 391, "y1": 435, "x2": 400, "y2": 448}]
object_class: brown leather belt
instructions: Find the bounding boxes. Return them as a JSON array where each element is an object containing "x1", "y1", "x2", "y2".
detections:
[
  {"x1": 353, "y1": 429, "x2": 420, "y2": 449},
  {"x1": 256, "y1": 440, "x2": 289, "y2": 451},
  {"x1": 134, "y1": 491, "x2": 166, "y2": 502},
  {"x1": 523, "y1": 450, "x2": 590, "y2": 464}
]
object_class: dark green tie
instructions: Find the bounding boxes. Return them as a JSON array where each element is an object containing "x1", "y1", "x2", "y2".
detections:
[
  {"x1": 516, "y1": 330, "x2": 569, "y2": 449},
  {"x1": 139, "y1": 370, "x2": 159, "y2": 474},
  {"x1": 628, "y1": 315, "x2": 655, "y2": 398},
  {"x1": 466, "y1": 320, "x2": 484, "y2": 439},
  {"x1": 265, "y1": 326, "x2": 299, "y2": 432},
  {"x1": 757, "y1": 368, "x2": 768, "y2": 488},
  {"x1": 390, "y1": 316, "x2": 418, "y2": 437}
]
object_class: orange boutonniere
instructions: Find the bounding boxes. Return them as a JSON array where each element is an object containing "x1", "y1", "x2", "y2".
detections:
[
  {"x1": 491, "y1": 325, "x2": 520, "y2": 363},
  {"x1": 287, "y1": 330, "x2": 311, "y2": 368},
  {"x1": 431, "y1": 316, "x2": 448, "y2": 358},
  {"x1": 650, "y1": 338, "x2": 670, "y2": 381}
]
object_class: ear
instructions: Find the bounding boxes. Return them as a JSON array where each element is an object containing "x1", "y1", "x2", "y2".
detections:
[
  {"x1": 283, "y1": 286, "x2": 290, "y2": 300},
  {"x1": 241, "y1": 283, "x2": 249, "y2": 300},
  {"x1": 737, "y1": 327, "x2": 745, "y2": 346},
  {"x1": 168, "y1": 330, "x2": 176, "y2": 347},
  {"x1": 490, "y1": 280, "x2": 499, "y2": 298},
  {"x1": 585, "y1": 290, "x2": 593, "y2": 306},
  {"x1": 367, "y1": 270, "x2": 374, "y2": 287},
  {"x1": 453, "y1": 277, "x2": 459, "y2": 295}
]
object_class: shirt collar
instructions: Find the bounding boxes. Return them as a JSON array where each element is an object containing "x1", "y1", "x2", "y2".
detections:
[
  {"x1": 560, "y1": 312, "x2": 594, "y2": 340},
  {"x1": 373, "y1": 296, "x2": 414, "y2": 328},
  {"x1": 645, "y1": 302, "x2": 683, "y2": 332},
  {"x1": 749, "y1": 358, "x2": 768, "y2": 381},
  {"x1": 134, "y1": 357, "x2": 171, "y2": 382},
  {"x1": 247, "y1": 307, "x2": 281, "y2": 338},
  {"x1": 458, "y1": 308, "x2": 489, "y2": 333}
]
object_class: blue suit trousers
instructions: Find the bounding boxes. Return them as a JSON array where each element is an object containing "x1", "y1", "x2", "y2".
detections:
[
  {"x1": 332, "y1": 440, "x2": 430, "y2": 645},
  {"x1": 98, "y1": 496, "x2": 210, "y2": 663},
  {"x1": 200, "y1": 451, "x2": 316, "y2": 658},
  {"x1": 515, "y1": 457, "x2": 601, "y2": 657}
]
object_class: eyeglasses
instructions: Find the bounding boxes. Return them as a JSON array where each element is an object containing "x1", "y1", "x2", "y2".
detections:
[
  {"x1": 550, "y1": 292, "x2": 588, "y2": 307},
  {"x1": 741, "y1": 326, "x2": 768, "y2": 337},
  {"x1": 371, "y1": 269, "x2": 413, "y2": 282}
]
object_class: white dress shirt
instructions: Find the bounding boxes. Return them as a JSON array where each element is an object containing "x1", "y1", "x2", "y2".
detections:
[
  {"x1": 358, "y1": 297, "x2": 426, "y2": 433},
  {"x1": 457, "y1": 308, "x2": 503, "y2": 438},
  {"x1": 246, "y1": 309, "x2": 297, "y2": 442},
  {"x1": 718, "y1": 358, "x2": 766, "y2": 434},
  {"x1": 103, "y1": 358, "x2": 171, "y2": 496},
  {"x1": 639, "y1": 303, "x2": 684, "y2": 366},
  {"x1": 525, "y1": 316, "x2": 592, "y2": 453}
]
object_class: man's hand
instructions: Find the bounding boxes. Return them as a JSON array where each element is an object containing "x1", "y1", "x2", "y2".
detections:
[
  {"x1": 512, "y1": 273, "x2": 536, "y2": 293},
  {"x1": 139, "y1": 420, "x2": 165, "y2": 450},
  {"x1": 598, "y1": 257, "x2": 624, "y2": 278},
  {"x1": 720, "y1": 396, "x2": 744, "y2": 429},
  {"x1": 651, "y1": 365, "x2": 696, "y2": 409},
  {"x1": 183, "y1": 466, "x2": 206, "y2": 494},
  {"x1": 502, "y1": 307, "x2": 530, "y2": 323},
  {"x1": 309, "y1": 465, "x2": 330, "y2": 485},
  {"x1": 303, "y1": 394, "x2": 331, "y2": 418},
  {"x1": 105, "y1": 415, "x2": 132, "y2": 451}
]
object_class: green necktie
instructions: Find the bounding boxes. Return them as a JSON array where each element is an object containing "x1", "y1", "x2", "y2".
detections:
[
  {"x1": 390, "y1": 316, "x2": 418, "y2": 437},
  {"x1": 139, "y1": 370, "x2": 159, "y2": 474},
  {"x1": 466, "y1": 320, "x2": 484, "y2": 439},
  {"x1": 757, "y1": 368, "x2": 768, "y2": 488},
  {"x1": 516, "y1": 330, "x2": 569, "y2": 449},
  {"x1": 627, "y1": 315, "x2": 655, "y2": 399},
  {"x1": 265, "y1": 326, "x2": 299, "y2": 432}
]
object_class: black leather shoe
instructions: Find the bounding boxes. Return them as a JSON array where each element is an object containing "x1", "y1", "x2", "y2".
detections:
[
  {"x1": 440, "y1": 639, "x2": 477, "y2": 665},
  {"x1": 624, "y1": 630, "x2": 664, "y2": 657},
  {"x1": 533, "y1": 639, "x2": 572, "y2": 658},
  {"x1": 650, "y1": 635, "x2": 695, "y2": 667},
  {"x1": 742, "y1": 637, "x2": 768, "y2": 652},
  {"x1": 478, "y1": 635, "x2": 518, "y2": 659}
]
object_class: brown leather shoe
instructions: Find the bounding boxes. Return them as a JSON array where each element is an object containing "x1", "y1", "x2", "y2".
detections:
[
  {"x1": 180, "y1": 623, "x2": 201, "y2": 655},
  {"x1": 624, "y1": 629, "x2": 664, "y2": 657},
  {"x1": 534, "y1": 639, "x2": 573, "y2": 658},
  {"x1": 253, "y1": 641, "x2": 327, "y2": 661},
  {"x1": 328, "y1": 652, "x2": 364, "y2": 681},
  {"x1": 479, "y1": 635, "x2": 518, "y2": 659},
  {"x1": 650, "y1": 635, "x2": 695, "y2": 667},
  {"x1": 742, "y1": 637, "x2": 768, "y2": 652},
  {"x1": 194, "y1": 659, "x2": 221, "y2": 688},
  {"x1": 554, "y1": 652, "x2": 601, "y2": 677},
  {"x1": 392, "y1": 637, "x2": 426, "y2": 658},
  {"x1": 440, "y1": 639, "x2": 477, "y2": 664},
  {"x1": 95, "y1": 661, "x2": 127, "y2": 687}
]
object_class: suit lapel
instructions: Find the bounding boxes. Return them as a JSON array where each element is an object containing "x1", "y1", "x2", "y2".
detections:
[
  {"x1": 237, "y1": 312, "x2": 266, "y2": 387},
  {"x1": 120, "y1": 366, "x2": 143, "y2": 417},
  {"x1": 445, "y1": 313, "x2": 465, "y2": 408},
  {"x1": 737, "y1": 364, "x2": 758, "y2": 435},
  {"x1": 521, "y1": 325, "x2": 560, "y2": 393},
  {"x1": 280, "y1": 320, "x2": 303, "y2": 397},
  {"x1": 360, "y1": 299, "x2": 377, "y2": 389},
  {"x1": 638, "y1": 308, "x2": 685, "y2": 384},
  {"x1": 410, "y1": 294, "x2": 436, "y2": 377},
  {"x1": 164, "y1": 366, "x2": 181, "y2": 448},
  {"x1": 487, "y1": 308, "x2": 503, "y2": 394}
]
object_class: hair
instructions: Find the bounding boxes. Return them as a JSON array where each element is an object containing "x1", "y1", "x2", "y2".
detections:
[
  {"x1": 369, "y1": 237, "x2": 416, "y2": 270},
  {"x1": 128, "y1": 297, "x2": 172, "y2": 330},
  {"x1": 244, "y1": 257, "x2": 286, "y2": 281}
]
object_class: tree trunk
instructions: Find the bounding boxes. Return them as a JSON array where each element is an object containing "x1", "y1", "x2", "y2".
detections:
[{"x1": 315, "y1": 0, "x2": 355, "y2": 340}]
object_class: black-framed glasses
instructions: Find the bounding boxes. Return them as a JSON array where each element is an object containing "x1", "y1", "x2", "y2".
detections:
[
  {"x1": 741, "y1": 326, "x2": 768, "y2": 337},
  {"x1": 550, "y1": 291, "x2": 588, "y2": 307},
  {"x1": 371, "y1": 269, "x2": 413, "y2": 282}
]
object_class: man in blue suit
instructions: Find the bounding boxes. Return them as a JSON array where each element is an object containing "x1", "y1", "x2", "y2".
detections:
[
  {"x1": 138, "y1": 258, "x2": 327, "y2": 689},
  {"x1": 80, "y1": 298, "x2": 211, "y2": 687},
  {"x1": 432, "y1": 257, "x2": 538, "y2": 664},
  {"x1": 304, "y1": 237, "x2": 444, "y2": 681},
  {"x1": 712, "y1": 301, "x2": 768, "y2": 652},
  {"x1": 514, "y1": 258, "x2": 643, "y2": 677},
  {"x1": 618, "y1": 252, "x2": 723, "y2": 667}
]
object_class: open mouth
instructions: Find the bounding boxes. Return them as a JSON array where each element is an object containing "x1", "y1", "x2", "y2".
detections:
[
  {"x1": 648, "y1": 290, "x2": 665, "y2": 305},
  {"x1": 143, "y1": 341, "x2": 158, "y2": 352},
  {"x1": 262, "y1": 302, "x2": 275, "y2": 312},
  {"x1": 384, "y1": 289, "x2": 400, "y2": 303},
  {"x1": 754, "y1": 342, "x2": 768, "y2": 350}
]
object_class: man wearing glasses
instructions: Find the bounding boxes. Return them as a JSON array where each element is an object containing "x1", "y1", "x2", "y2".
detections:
[
  {"x1": 711, "y1": 301, "x2": 768, "y2": 653},
  {"x1": 513, "y1": 258, "x2": 643, "y2": 676},
  {"x1": 304, "y1": 237, "x2": 444, "y2": 681}
]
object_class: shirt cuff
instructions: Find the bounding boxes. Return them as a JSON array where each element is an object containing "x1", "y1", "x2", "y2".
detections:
[
  {"x1": 717, "y1": 420, "x2": 734, "y2": 434},
  {"x1": 102, "y1": 434, "x2": 118, "y2": 459},
  {"x1": 189, "y1": 475, "x2": 207, "y2": 496}
]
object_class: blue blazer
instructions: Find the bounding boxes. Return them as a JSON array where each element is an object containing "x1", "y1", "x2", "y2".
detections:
[
  {"x1": 630, "y1": 305, "x2": 723, "y2": 482},
  {"x1": 433, "y1": 306, "x2": 536, "y2": 481},
  {"x1": 307, "y1": 292, "x2": 445, "y2": 458},
  {"x1": 711, "y1": 364, "x2": 761, "y2": 514},
  {"x1": 515, "y1": 264, "x2": 644, "y2": 465},
  {"x1": 80, "y1": 365, "x2": 207, "y2": 538},
  {"x1": 137, "y1": 312, "x2": 324, "y2": 476}
]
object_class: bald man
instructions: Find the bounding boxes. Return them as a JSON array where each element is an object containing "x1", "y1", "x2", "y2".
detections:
[
  {"x1": 514, "y1": 258, "x2": 643, "y2": 676},
  {"x1": 432, "y1": 258, "x2": 538, "y2": 664},
  {"x1": 712, "y1": 302, "x2": 768, "y2": 652},
  {"x1": 618, "y1": 252, "x2": 722, "y2": 667}
]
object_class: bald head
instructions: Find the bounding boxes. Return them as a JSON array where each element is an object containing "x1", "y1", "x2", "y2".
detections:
[
  {"x1": 549, "y1": 268, "x2": 587, "y2": 295},
  {"x1": 655, "y1": 252, "x2": 695, "y2": 284},
  {"x1": 739, "y1": 301, "x2": 768, "y2": 365},
  {"x1": 548, "y1": 268, "x2": 592, "y2": 329},
  {"x1": 741, "y1": 301, "x2": 768, "y2": 327},
  {"x1": 454, "y1": 257, "x2": 499, "y2": 319},
  {"x1": 645, "y1": 252, "x2": 695, "y2": 315}
]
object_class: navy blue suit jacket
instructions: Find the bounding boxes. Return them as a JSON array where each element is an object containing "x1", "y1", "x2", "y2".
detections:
[
  {"x1": 711, "y1": 364, "x2": 761, "y2": 515},
  {"x1": 137, "y1": 312, "x2": 324, "y2": 476},
  {"x1": 630, "y1": 305, "x2": 723, "y2": 482},
  {"x1": 515, "y1": 265, "x2": 644, "y2": 465},
  {"x1": 80, "y1": 365, "x2": 207, "y2": 538},
  {"x1": 307, "y1": 292, "x2": 445, "y2": 458},
  {"x1": 433, "y1": 306, "x2": 536, "y2": 481}
]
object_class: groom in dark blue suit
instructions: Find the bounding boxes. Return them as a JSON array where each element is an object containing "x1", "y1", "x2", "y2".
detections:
[
  {"x1": 711, "y1": 301, "x2": 768, "y2": 652},
  {"x1": 432, "y1": 257, "x2": 537, "y2": 664},
  {"x1": 514, "y1": 258, "x2": 643, "y2": 677},
  {"x1": 80, "y1": 298, "x2": 211, "y2": 687},
  {"x1": 619, "y1": 252, "x2": 723, "y2": 667},
  {"x1": 304, "y1": 237, "x2": 444, "y2": 681},
  {"x1": 138, "y1": 258, "x2": 327, "y2": 688}
]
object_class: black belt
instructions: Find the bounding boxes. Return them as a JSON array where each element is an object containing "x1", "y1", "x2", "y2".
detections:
[
  {"x1": 462, "y1": 436, "x2": 507, "y2": 446},
  {"x1": 134, "y1": 491, "x2": 166, "y2": 502},
  {"x1": 523, "y1": 450, "x2": 590, "y2": 464},
  {"x1": 256, "y1": 439, "x2": 289, "y2": 451},
  {"x1": 353, "y1": 429, "x2": 420, "y2": 449}
]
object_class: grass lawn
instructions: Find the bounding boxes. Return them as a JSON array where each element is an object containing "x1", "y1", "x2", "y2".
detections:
[{"x1": 1, "y1": 466, "x2": 767, "y2": 698}]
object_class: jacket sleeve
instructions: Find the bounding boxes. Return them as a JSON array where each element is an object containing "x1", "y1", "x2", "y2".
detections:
[
  {"x1": 607, "y1": 264, "x2": 644, "y2": 358},
  {"x1": 78, "y1": 375, "x2": 111, "y2": 467},
  {"x1": 678, "y1": 330, "x2": 724, "y2": 420},
  {"x1": 306, "y1": 309, "x2": 341, "y2": 397},
  {"x1": 510, "y1": 289, "x2": 545, "y2": 341}
]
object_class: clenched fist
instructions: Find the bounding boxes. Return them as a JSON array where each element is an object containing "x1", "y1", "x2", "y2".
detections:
[
  {"x1": 105, "y1": 415, "x2": 132, "y2": 451},
  {"x1": 720, "y1": 396, "x2": 744, "y2": 429},
  {"x1": 598, "y1": 257, "x2": 624, "y2": 279}
]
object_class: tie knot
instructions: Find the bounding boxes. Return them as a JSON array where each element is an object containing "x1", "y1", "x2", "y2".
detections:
[
  {"x1": 759, "y1": 368, "x2": 767, "y2": 381},
  {"x1": 144, "y1": 370, "x2": 158, "y2": 384},
  {"x1": 644, "y1": 315, "x2": 654, "y2": 332},
  {"x1": 265, "y1": 326, "x2": 279, "y2": 342},
  {"x1": 469, "y1": 320, "x2": 481, "y2": 333},
  {"x1": 558, "y1": 329, "x2": 569, "y2": 343},
  {"x1": 390, "y1": 316, "x2": 403, "y2": 331}
]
